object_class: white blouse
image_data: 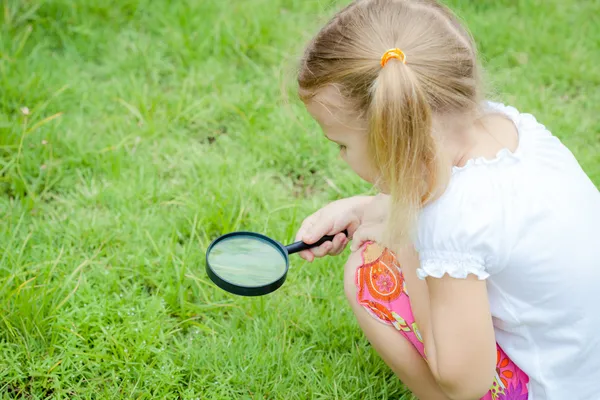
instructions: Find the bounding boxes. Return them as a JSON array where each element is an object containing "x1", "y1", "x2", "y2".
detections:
[{"x1": 415, "y1": 102, "x2": 600, "y2": 400}]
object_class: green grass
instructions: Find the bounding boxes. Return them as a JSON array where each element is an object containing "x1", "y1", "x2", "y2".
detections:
[{"x1": 0, "y1": 0, "x2": 598, "y2": 398}]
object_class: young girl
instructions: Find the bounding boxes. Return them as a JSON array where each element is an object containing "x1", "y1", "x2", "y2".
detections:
[{"x1": 293, "y1": 0, "x2": 600, "y2": 399}]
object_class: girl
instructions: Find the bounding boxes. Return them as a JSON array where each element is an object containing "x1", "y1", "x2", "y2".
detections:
[{"x1": 294, "y1": 0, "x2": 600, "y2": 399}]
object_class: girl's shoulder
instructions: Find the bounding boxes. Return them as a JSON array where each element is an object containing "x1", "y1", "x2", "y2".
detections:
[
  {"x1": 447, "y1": 100, "x2": 591, "y2": 201},
  {"x1": 416, "y1": 100, "x2": 599, "y2": 279},
  {"x1": 448, "y1": 100, "x2": 594, "y2": 198},
  {"x1": 452, "y1": 100, "x2": 556, "y2": 175}
]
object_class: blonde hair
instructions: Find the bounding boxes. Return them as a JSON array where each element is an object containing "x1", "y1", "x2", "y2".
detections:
[{"x1": 298, "y1": 0, "x2": 482, "y2": 246}]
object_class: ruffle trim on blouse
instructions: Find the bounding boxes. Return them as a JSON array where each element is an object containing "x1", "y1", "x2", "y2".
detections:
[
  {"x1": 451, "y1": 101, "x2": 523, "y2": 175},
  {"x1": 417, "y1": 251, "x2": 490, "y2": 280},
  {"x1": 452, "y1": 147, "x2": 521, "y2": 174}
]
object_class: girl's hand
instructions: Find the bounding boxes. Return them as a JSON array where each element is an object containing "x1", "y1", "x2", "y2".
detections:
[
  {"x1": 350, "y1": 194, "x2": 390, "y2": 252},
  {"x1": 295, "y1": 196, "x2": 372, "y2": 262}
]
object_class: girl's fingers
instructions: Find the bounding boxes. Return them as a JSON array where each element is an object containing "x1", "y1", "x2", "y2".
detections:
[
  {"x1": 295, "y1": 215, "x2": 317, "y2": 242},
  {"x1": 299, "y1": 233, "x2": 347, "y2": 261},
  {"x1": 329, "y1": 236, "x2": 349, "y2": 256},
  {"x1": 303, "y1": 216, "x2": 337, "y2": 244},
  {"x1": 298, "y1": 249, "x2": 314, "y2": 262},
  {"x1": 304, "y1": 233, "x2": 347, "y2": 258},
  {"x1": 294, "y1": 202, "x2": 360, "y2": 260},
  {"x1": 310, "y1": 242, "x2": 333, "y2": 258},
  {"x1": 327, "y1": 232, "x2": 347, "y2": 255},
  {"x1": 350, "y1": 226, "x2": 376, "y2": 252},
  {"x1": 295, "y1": 214, "x2": 321, "y2": 261}
]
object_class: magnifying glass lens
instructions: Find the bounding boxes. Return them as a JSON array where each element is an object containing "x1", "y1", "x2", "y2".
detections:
[{"x1": 207, "y1": 234, "x2": 287, "y2": 287}]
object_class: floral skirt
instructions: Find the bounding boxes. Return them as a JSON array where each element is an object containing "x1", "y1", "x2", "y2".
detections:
[{"x1": 355, "y1": 242, "x2": 529, "y2": 399}]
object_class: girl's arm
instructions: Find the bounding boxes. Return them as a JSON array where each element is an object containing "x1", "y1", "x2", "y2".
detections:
[
  {"x1": 352, "y1": 195, "x2": 497, "y2": 399},
  {"x1": 420, "y1": 275, "x2": 497, "y2": 400},
  {"x1": 398, "y1": 250, "x2": 496, "y2": 400}
]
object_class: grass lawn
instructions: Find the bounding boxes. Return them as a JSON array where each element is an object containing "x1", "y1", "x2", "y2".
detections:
[{"x1": 1, "y1": 0, "x2": 598, "y2": 398}]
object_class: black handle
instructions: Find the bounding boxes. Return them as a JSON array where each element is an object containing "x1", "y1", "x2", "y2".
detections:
[{"x1": 285, "y1": 230, "x2": 349, "y2": 255}]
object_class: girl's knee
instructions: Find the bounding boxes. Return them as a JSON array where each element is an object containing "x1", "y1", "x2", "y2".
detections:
[
  {"x1": 343, "y1": 242, "x2": 385, "y2": 305},
  {"x1": 343, "y1": 247, "x2": 365, "y2": 304}
]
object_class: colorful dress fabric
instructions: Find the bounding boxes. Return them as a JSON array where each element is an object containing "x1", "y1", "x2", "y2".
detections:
[{"x1": 355, "y1": 242, "x2": 530, "y2": 399}]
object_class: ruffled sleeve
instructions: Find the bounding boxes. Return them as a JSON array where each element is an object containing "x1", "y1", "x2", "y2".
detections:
[
  {"x1": 415, "y1": 169, "x2": 514, "y2": 280},
  {"x1": 417, "y1": 251, "x2": 490, "y2": 280}
]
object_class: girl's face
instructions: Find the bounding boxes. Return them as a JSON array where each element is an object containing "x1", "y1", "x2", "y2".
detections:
[{"x1": 303, "y1": 86, "x2": 379, "y2": 187}]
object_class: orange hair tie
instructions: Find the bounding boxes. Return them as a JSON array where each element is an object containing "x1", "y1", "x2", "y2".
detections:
[{"x1": 380, "y1": 48, "x2": 407, "y2": 67}]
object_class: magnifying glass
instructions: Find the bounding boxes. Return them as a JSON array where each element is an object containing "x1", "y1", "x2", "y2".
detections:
[{"x1": 205, "y1": 230, "x2": 348, "y2": 296}]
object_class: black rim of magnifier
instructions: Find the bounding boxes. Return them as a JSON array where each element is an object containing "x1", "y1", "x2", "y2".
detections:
[
  {"x1": 206, "y1": 230, "x2": 348, "y2": 297},
  {"x1": 205, "y1": 231, "x2": 290, "y2": 297}
]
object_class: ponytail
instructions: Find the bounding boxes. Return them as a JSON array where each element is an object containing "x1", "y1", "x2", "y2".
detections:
[
  {"x1": 369, "y1": 59, "x2": 439, "y2": 246},
  {"x1": 298, "y1": 0, "x2": 481, "y2": 245}
]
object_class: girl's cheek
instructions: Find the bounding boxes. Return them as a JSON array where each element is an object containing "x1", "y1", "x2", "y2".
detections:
[{"x1": 348, "y1": 157, "x2": 376, "y2": 185}]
